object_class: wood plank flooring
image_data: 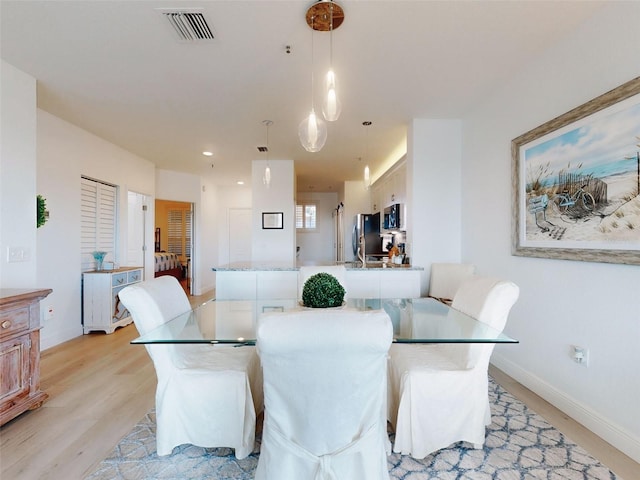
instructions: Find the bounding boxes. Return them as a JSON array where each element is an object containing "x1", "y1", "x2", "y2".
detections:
[{"x1": 1, "y1": 291, "x2": 638, "y2": 479}]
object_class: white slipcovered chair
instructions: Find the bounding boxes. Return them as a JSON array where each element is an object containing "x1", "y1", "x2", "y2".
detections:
[
  {"x1": 428, "y1": 262, "x2": 476, "y2": 305},
  {"x1": 388, "y1": 275, "x2": 519, "y2": 459},
  {"x1": 118, "y1": 276, "x2": 263, "y2": 458},
  {"x1": 255, "y1": 308, "x2": 393, "y2": 480},
  {"x1": 298, "y1": 265, "x2": 348, "y2": 300}
]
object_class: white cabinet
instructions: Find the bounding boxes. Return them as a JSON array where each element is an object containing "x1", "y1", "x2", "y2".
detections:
[
  {"x1": 82, "y1": 267, "x2": 142, "y2": 334},
  {"x1": 216, "y1": 271, "x2": 257, "y2": 300},
  {"x1": 346, "y1": 268, "x2": 421, "y2": 299},
  {"x1": 372, "y1": 160, "x2": 407, "y2": 209},
  {"x1": 215, "y1": 270, "x2": 297, "y2": 300}
]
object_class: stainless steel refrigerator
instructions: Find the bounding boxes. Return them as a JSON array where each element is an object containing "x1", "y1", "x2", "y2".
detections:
[{"x1": 352, "y1": 213, "x2": 382, "y2": 259}]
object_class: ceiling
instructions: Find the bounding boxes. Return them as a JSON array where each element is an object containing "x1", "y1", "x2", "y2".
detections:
[{"x1": 1, "y1": 1, "x2": 605, "y2": 193}]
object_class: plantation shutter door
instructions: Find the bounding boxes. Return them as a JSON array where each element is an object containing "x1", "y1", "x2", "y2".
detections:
[
  {"x1": 167, "y1": 209, "x2": 183, "y2": 256},
  {"x1": 185, "y1": 208, "x2": 192, "y2": 258},
  {"x1": 295, "y1": 205, "x2": 304, "y2": 228},
  {"x1": 81, "y1": 177, "x2": 117, "y2": 272}
]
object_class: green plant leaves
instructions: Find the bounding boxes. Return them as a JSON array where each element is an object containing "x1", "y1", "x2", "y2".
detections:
[{"x1": 301, "y1": 272, "x2": 345, "y2": 308}]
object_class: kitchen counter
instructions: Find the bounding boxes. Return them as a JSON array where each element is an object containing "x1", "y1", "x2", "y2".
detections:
[
  {"x1": 213, "y1": 261, "x2": 423, "y2": 272},
  {"x1": 214, "y1": 262, "x2": 423, "y2": 300}
]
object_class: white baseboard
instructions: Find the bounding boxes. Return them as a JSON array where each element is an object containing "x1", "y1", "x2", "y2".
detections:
[{"x1": 491, "y1": 353, "x2": 640, "y2": 463}]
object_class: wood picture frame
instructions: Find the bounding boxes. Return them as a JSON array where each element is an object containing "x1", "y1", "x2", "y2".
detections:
[{"x1": 511, "y1": 77, "x2": 640, "y2": 265}]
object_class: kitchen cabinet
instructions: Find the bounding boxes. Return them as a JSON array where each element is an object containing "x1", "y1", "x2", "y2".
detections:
[
  {"x1": 346, "y1": 268, "x2": 421, "y2": 299},
  {"x1": 0, "y1": 288, "x2": 52, "y2": 426},
  {"x1": 371, "y1": 160, "x2": 406, "y2": 210},
  {"x1": 215, "y1": 270, "x2": 298, "y2": 300},
  {"x1": 82, "y1": 267, "x2": 142, "y2": 334}
]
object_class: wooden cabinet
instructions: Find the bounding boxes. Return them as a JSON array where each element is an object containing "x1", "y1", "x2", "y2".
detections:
[
  {"x1": 0, "y1": 288, "x2": 52, "y2": 426},
  {"x1": 82, "y1": 267, "x2": 142, "y2": 334}
]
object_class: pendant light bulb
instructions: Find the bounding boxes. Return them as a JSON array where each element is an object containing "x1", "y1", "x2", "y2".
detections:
[
  {"x1": 299, "y1": 108, "x2": 327, "y2": 153},
  {"x1": 322, "y1": 69, "x2": 341, "y2": 122},
  {"x1": 364, "y1": 164, "x2": 371, "y2": 190}
]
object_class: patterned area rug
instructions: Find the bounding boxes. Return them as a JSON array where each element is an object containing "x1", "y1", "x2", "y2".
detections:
[{"x1": 86, "y1": 379, "x2": 620, "y2": 479}]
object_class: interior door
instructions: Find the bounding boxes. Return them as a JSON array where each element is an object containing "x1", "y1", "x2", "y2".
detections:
[
  {"x1": 229, "y1": 208, "x2": 252, "y2": 263},
  {"x1": 127, "y1": 191, "x2": 147, "y2": 271}
]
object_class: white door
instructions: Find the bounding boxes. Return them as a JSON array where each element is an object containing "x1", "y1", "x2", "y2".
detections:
[
  {"x1": 127, "y1": 191, "x2": 147, "y2": 270},
  {"x1": 229, "y1": 208, "x2": 252, "y2": 263}
]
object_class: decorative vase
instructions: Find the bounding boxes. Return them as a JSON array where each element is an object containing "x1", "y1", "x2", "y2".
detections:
[{"x1": 92, "y1": 251, "x2": 107, "y2": 271}]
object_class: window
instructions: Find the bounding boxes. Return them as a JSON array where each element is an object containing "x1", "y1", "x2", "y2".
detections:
[
  {"x1": 167, "y1": 208, "x2": 192, "y2": 258},
  {"x1": 81, "y1": 176, "x2": 117, "y2": 271},
  {"x1": 296, "y1": 204, "x2": 316, "y2": 230}
]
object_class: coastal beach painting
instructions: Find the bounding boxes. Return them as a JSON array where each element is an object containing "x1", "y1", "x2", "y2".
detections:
[{"x1": 512, "y1": 77, "x2": 640, "y2": 265}]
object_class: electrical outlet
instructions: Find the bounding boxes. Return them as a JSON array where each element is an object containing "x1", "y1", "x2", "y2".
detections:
[
  {"x1": 7, "y1": 246, "x2": 24, "y2": 262},
  {"x1": 571, "y1": 345, "x2": 589, "y2": 366},
  {"x1": 45, "y1": 305, "x2": 54, "y2": 321}
]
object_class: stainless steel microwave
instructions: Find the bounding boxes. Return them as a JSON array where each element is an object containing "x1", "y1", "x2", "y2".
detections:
[{"x1": 383, "y1": 203, "x2": 403, "y2": 230}]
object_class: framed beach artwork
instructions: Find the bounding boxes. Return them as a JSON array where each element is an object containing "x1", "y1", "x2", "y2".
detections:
[{"x1": 512, "y1": 77, "x2": 640, "y2": 265}]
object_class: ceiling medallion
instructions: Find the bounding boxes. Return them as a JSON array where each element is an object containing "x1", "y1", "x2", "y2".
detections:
[{"x1": 306, "y1": 1, "x2": 344, "y2": 31}]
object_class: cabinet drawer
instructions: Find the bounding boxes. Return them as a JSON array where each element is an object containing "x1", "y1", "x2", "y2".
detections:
[
  {"x1": 0, "y1": 307, "x2": 29, "y2": 338},
  {"x1": 127, "y1": 270, "x2": 142, "y2": 283},
  {"x1": 111, "y1": 273, "x2": 128, "y2": 287}
]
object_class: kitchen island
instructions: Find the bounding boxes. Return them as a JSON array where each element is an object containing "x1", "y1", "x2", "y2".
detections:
[{"x1": 213, "y1": 261, "x2": 423, "y2": 300}]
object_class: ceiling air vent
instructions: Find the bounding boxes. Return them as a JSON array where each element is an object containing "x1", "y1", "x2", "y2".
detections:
[
  {"x1": 257, "y1": 146, "x2": 268, "y2": 153},
  {"x1": 161, "y1": 10, "x2": 214, "y2": 41}
]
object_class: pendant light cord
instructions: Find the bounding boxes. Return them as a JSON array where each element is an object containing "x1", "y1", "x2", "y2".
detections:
[{"x1": 310, "y1": 15, "x2": 315, "y2": 108}]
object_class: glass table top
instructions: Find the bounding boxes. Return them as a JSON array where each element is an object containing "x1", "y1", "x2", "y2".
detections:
[{"x1": 130, "y1": 297, "x2": 518, "y2": 345}]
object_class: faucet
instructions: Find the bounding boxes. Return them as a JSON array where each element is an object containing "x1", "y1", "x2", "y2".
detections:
[{"x1": 358, "y1": 234, "x2": 366, "y2": 268}]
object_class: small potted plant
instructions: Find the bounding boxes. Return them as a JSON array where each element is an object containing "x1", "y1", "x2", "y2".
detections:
[{"x1": 301, "y1": 273, "x2": 345, "y2": 308}]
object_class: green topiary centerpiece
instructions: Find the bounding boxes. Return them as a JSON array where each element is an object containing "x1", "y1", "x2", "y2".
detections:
[{"x1": 302, "y1": 273, "x2": 345, "y2": 308}]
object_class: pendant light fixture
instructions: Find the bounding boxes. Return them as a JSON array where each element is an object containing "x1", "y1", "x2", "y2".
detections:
[
  {"x1": 298, "y1": 14, "x2": 327, "y2": 152},
  {"x1": 322, "y1": 1, "x2": 341, "y2": 121},
  {"x1": 261, "y1": 120, "x2": 273, "y2": 187},
  {"x1": 363, "y1": 121, "x2": 372, "y2": 189},
  {"x1": 300, "y1": 1, "x2": 344, "y2": 152}
]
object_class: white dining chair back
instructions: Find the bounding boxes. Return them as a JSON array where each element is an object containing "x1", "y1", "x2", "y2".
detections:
[
  {"x1": 255, "y1": 308, "x2": 393, "y2": 480},
  {"x1": 388, "y1": 275, "x2": 519, "y2": 459},
  {"x1": 428, "y1": 262, "x2": 476, "y2": 304},
  {"x1": 119, "y1": 276, "x2": 262, "y2": 459},
  {"x1": 298, "y1": 265, "x2": 348, "y2": 300}
]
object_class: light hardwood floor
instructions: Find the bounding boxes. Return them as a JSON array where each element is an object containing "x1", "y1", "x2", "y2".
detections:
[{"x1": 1, "y1": 292, "x2": 637, "y2": 479}]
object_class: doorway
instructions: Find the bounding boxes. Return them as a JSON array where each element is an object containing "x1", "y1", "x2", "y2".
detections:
[{"x1": 155, "y1": 199, "x2": 194, "y2": 295}]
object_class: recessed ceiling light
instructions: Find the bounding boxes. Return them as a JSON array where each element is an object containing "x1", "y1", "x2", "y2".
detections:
[
  {"x1": 202, "y1": 151, "x2": 213, "y2": 156},
  {"x1": 237, "y1": 181, "x2": 245, "y2": 185}
]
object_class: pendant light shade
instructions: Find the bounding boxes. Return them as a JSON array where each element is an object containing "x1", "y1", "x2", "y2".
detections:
[
  {"x1": 322, "y1": 69, "x2": 341, "y2": 121},
  {"x1": 262, "y1": 119, "x2": 273, "y2": 187},
  {"x1": 322, "y1": 1, "x2": 341, "y2": 122},
  {"x1": 263, "y1": 166, "x2": 271, "y2": 187},
  {"x1": 363, "y1": 121, "x2": 372, "y2": 189},
  {"x1": 299, "y1": 108, "x2": 327, "y2": 153}
]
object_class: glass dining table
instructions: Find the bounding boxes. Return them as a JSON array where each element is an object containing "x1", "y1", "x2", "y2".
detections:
[{"x1": 130, "y1": 297, "x2": 518, "y2": 345}]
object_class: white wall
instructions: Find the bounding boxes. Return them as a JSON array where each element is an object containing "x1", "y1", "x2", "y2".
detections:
[
  {"x1": 460, "y1": 2, "x2": 640, "y2": 460},
  {"x1": 36, "y1": 110, "x2": 155, "y2": 349},
  {"x1": 296, "y1": 191, "x2": 339, "y2": 263},
  {"x1": 251, "y1": 160, "x2": 295, "y2": 263},
  {"x1": 0, "y1": 60, "x2": 37, "y2": 287},
  {"x1": 407, "y1": 119, "x2": 462, "y2": 295}
]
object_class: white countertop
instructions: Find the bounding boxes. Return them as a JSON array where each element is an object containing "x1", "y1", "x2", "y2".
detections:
[{"x1": 213, "y1": 261, "x2": 423, "y2": 272}]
